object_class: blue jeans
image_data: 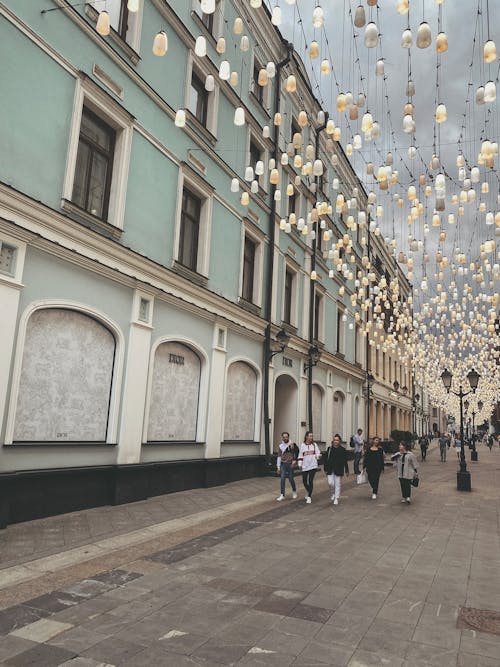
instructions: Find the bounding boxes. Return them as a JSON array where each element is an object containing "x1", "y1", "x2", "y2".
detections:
[
  {"x1": 353, "y1": 451, "x2": 362, "y2": 474},
  {"x1": 280, "y1": 463, "x2": 296, "y2": 495}
]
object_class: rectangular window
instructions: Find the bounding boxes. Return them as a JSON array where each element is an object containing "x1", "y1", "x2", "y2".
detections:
[
  {"x1": 249, "y1": 139, "x2": 262, "y2": 173},
  {"x1": 288, "y1": 186, "x2": 296, "y2": 217},
  {"x1": 284, "y1": 268, "x2": 293, "y2": 324},
  {"x1": 179, "y1": 188, "x2": 201, "y2": 271},
  {"x1": 252, "y1": 60, "x2": 264, "y2": 106},
  {"x1": 107, "y1": 0, "x2": 128, "y2": 40},
  {"x1": 72, "y1": 107, "x2": 116, "y2": 221},
  {"x1": 193, "y1": 0, "x2": 221, "y2": 36},
  {"x1": 242, "y1": 235, "x2": 256, "y2": 302},
  {"x1": 336, "y1": 309, "x2": 345, "y2": 353},
  {"x1": 189, "y1": 71, "x2": 208, "y2": 127},
  {"x1": 314, "y1": 292, "x2": 321, "y2": 342}
]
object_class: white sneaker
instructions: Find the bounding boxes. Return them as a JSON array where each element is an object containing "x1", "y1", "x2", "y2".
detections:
[
  {"x1": 406, "y1": 497, "x2": 411, "y2": 504},
  {"x1": 401, "y1": 499, "x2": 406, "y2": 503},
  {"x1": 331, "y1": 494, "x2": 335, "y2": 501},
  {"x1": 306, "y1": 496, "x2": 312, "y2": 504},
  {"x1": 371, "y1": 494, "x2": 377, "y2": 500},
  {"x1": 333, "y1": 498, "x2": 339, "y2": 505},
  {"x1": 292, "y1": 492, "x2": 297, "y2": 499},
  {"x1": 276, "y1": 494, "x2": 285, "y2": 501}
]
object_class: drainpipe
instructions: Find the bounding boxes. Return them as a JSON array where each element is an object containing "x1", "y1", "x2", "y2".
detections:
[
  {"x1": 263, "y1": 42, "x2": 293, "y2": 467},
  {"x1": 307, "y1": 114, "x2": 328, "y2": 434}
]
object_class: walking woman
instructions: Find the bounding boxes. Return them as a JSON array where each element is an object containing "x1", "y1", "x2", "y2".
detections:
[
  {"x1": 392, "y1": 442, "x2": 418, "y2": 504},
  {"x1": 363, "y1": 436, "x2": 385, "y2": 500},
  {"x1": 323, "y1": 434, "x2": 349, "y2": 505},
  {"x1": 298, "y1": 431, "x2": 321, "y2": 504}
]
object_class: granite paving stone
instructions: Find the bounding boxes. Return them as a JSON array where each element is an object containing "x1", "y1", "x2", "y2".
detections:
[
  {"x1": 3, "y1": 643, "x2": 77, "y2": 666},
  {"x1": 1, "y1": 443, "x2": 500, "y2": 667}
]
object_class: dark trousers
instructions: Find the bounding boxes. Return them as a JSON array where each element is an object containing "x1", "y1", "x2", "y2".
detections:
[
  {"x1": 302, "y1": 469, "x2": 317, "y2": 497},
  {"x1": 420, "y1": 446, "x2": 427, "y2": 461},
  {"x1": 367, "y1": 470, "x2": 381, "y2": 494},
  {"x1": 280, "y1": 464, "x2": 296, "y2": 495},
  {"x1": 399, "y1": 478, "x2": 412, "y2": 499},
  {"x1": 353, "y1": 451, "x2": 362, "y2": 475}
]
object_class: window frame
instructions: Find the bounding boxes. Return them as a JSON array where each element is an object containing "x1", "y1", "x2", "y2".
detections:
[
  {"x1": 62, "y1": 77, "x2": 133, "y2": 232},
  {"x1": 185, "y1": 53, "x2": 219, "y2": 139},
  {"x1": 241, "y1": 234, "x2": 257, "y2": 304},
  {"x1": 313, "y1": 289, "x2": 324, "y2": 343},
  {"x1": 87, "y1": 0, "x2": 143, "y2": 58},
  {"x1": 336, "y1": 305, "x2": 345, "y2": 354},
  {"x1": 247, "y1": 133, "x2": 267, "y2": 193},
  {"x1": 192, "y1": 0, "x2": 224, "y2": 40},
  {"x1": 173, "y1": 164, "x2": 214, "y2": 279},
  {"x1": 239, "y1": 223, "x2": 264, "y2": 308},
  {"x1": 250, "y1": 53, "x2": 271, "y2": 111},
  {"x1": 188, "y1": 70, "x2": 209, "y2": 127},
  {"x1": 178, "y1": 187, "x2": 202, "y2": 273},
  {"x1": 72, "y1": 106, "x2": 116, "y2": 221}
]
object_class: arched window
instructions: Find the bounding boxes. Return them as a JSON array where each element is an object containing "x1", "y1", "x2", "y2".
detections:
[
  {"x1": 14, "y1": 308, "x2": 116, "y2": 442},
  {"x1": 147, "y1": 342, "x2": 201, "y2": 442},
  {"x1": 312, "y1": 384, "x2": 323, "y2": 442},
  {"x1": 224, "y1": 361, "x2": 257, "y2": 441}
]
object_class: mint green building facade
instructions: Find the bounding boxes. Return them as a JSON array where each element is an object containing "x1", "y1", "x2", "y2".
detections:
[{"x1": 0, "y1": 0, "x2": 411, "y2": 526}]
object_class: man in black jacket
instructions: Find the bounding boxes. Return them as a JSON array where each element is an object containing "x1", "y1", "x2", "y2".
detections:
[{"x1": 324, "y1": 434, "x2": 349, "y2": 505}]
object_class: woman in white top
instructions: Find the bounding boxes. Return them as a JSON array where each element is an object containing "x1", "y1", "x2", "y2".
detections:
[{"x1": 297, "y1": 431, "x2": 321, "y2": 504}]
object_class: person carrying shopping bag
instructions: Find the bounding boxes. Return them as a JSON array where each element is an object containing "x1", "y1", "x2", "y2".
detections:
[
  {"x1": 392, "y1": 442, "x2": 418, "y2": 504},
  {"x1": 323, "y1": 434, "x2": 349, "y2": 505},
  {"x1": 297, "y1": 431, "x2": 321, "y2": 504},
  {"x1": 362, "y1": 436, "x2": 385, "y2": 500}
]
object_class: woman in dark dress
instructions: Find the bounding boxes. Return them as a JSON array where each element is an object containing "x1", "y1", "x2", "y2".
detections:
[{"x1": 363, "y1": 436, "x2": 385, "y2": 500}]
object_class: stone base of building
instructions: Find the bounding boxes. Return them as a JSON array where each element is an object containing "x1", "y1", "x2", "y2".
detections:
[{"x1": 0, "y1": 456, "x2": 266, "y2": 529}]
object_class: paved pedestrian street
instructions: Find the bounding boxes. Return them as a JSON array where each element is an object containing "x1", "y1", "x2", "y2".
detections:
[{"x1": 1, "y1": 443, "x2": 500, "y2": 666}]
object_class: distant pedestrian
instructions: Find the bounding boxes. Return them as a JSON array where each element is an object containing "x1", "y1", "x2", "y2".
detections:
[
  {"x1": 352, "y1": 428, "x2": 364, "y2": 475},
  {"x1": 324, "y1": 434, "x2": 349, "y2": 505},
  {"x1": 419, "y1": 435, "x2": 429, "y2": 461},
  {"x1": 298, "y1": 431, "x2": 321, "y2": 504},
  {"x1": 276, "y1": 432, "x2": 298, "y2": 501},
  {"x1": 488, "y1": 435, "x2": 494, "y2": 451},
  {"x1": 363, "y1": 436, "x2": 385, "y2": 500},
  {"x1": 438, "y1": 433, "x2": 449, "y2": 462},
  {"x1": 392, "y1": 442, "x2": 418, "y2": 504}
]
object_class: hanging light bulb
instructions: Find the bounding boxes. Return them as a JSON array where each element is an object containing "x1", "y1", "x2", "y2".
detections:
[
  {"x1": 312, "y1": 6, "x2": 324, "y2": 28},
  {"x1": 417, "y1": 22, "x2": 432, "y2": 49},
  {"x1": 234, "y1": 107, "x2": 245, "y2": 126},
  {"x1": 286, "y1": 75, "x2": 297, "y2": 93},
  {"x1": 219, "y1": 60, "x2": 230, "y2": 80},
  {"x1": 258, "y1": 68, "x2": 268, "y2": 86},
  {"x1": 194, "y1": 35, "x2": 207, "y2": 57},
  {"x1": 354, "y1": 4, "x2": 366, "y2": 28},
  {"x1": 204, "y1": 74, "x2": 214, "y2": 91},
  {"x1": 401, "y1": 29, "x2": 413, "y2": 49},
  {"x1": 266, "y1": 61, "x2": 276, "y2": 78},
  {"x1": 233, "y1": 17, "x2": 243, "y2": 34},
  {"x1": 320, "y1": 59, "x2": 331, "y2": 75},
  {"x1": 349, "y1": 104, "x2": 359, "y2": 120},
  {"x1": 336, "y1": 93, "x2": 348, "y2": 112},
  {"x1": 174, "y1": 109, "x2": 186, "y2": 127},
  {"x1": 436, "y1": 32, "x2": 448, "y2": 53},
  {"x1": 476, "y1": 86, "x2": 485, "y2": 105},
  {"x1": 484, "y1": 40, "x2": 497, "y2": 63},
  {"x1": 484, "y1": 81, "x2": 497, "y2": 103},
  {"x1": 406, "y1": 79, "x2": 415, "y2": 96},
  {"x1": 271, "y1": 5, "x2": 282, "y2": 25},
  {"x1": 308, "y1": 40, "x2": 319, "y2": 59},
  {"x1": 364, "y1": 22, "x2": 379, "y2": 48},
  {"x1": 152, "y1": 30, "x2": 168, "y2": 56},
  {"x1": 127, "y1": 0, "x2": 139, "y2": 11},
  {"x1": 435, "y1": 103, "x2": 447, "y2": 123},
  {"x1": 408, "y1": 146, "x2": 417, "y2": 159},
  {"x1": 200, "y1": 0, "x2": 216, "y2": 12},
  {"x1": 375, "y1": 59, "x2": 385, "y2": 76},
  {"x1": 96, "y1": 10, "x2": 110, "y2": 36},
  {"x1": 361, "y1": 112, "x2": 373, "y2": 133},
  {"x1": 250, "y1": 0, "x2": 262, "y2": 6},
  {"x1": 397, "y1": 0, "x2": 409, "y2": 15},
  {"x1": 240, "y1": 35, "x2": 249, "y2": 51},
  {"x1": 357, "y1": 93, "x2": 366, "y2": 108}
]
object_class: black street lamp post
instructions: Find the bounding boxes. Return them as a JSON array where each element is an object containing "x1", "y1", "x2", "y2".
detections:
[
  {"x1": 304, "y1": 345, "x2": 321, "y2": 432},
  {"x1": 470, "y1": 399, "x2": 483, "y2": 461},
  {"x1": 363, "y1": 373, "x2": 375, "y2": 440},
  {"x1": 440, "y1": 368, "x2": 480, "y2": 491}
]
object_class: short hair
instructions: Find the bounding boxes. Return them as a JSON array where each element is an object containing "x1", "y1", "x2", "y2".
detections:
[
  {"x1": 281, "y1": 431, "x2": 289, "y2": 438},
  {"x1": 333, "y1": 433, "x2": 342, "y2": 440},
  {"x1": 357, "y1": 428, "x2": 363, "y2": 433}
]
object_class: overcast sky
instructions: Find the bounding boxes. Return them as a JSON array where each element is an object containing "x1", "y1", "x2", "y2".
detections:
[{"x1": 269, "y1": 0, "x2": 500, "y2": 302}]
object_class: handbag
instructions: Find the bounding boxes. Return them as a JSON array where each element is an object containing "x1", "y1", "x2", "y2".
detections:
[
  {"x1": 357, "y1": 471, "x2": 368, "y2": 485},
  {"x1": 411, "y1": 476, "x2": 419, "y2": 487}
]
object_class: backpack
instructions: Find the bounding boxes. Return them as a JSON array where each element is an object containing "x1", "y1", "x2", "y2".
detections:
[{"x1": 349, "y1": 435, "x2": 355, "y2": 448}]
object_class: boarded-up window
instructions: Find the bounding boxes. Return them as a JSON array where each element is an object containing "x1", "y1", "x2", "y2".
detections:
[
  {"x1": 224, "y1": 361, "x2": 257, "y2": 441},
  {"x1": 14, "y1": 309, "x2": 115, "y2": 442},
  {"x1": 147, "y1": 342, "x2": 201, "y2": 441}
]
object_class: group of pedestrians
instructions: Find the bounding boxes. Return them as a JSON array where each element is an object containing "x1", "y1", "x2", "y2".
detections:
[{"x1": 276, "y1": 430, "x2": 419, "y2": 506}]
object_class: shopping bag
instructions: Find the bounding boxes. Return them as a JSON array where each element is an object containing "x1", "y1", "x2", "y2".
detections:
[
  {"x1": 356, "y1": 471, "x2": 368, "y2": 485},
  {"x1": 411, "y1": 476, "x2": 419, "y2": 487}
]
